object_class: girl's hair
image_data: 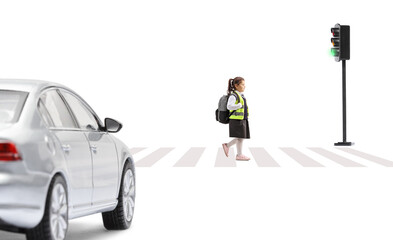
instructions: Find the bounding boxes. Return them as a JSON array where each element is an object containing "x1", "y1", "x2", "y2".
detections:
[{"x1": 227, "y1": 77, "x2": 244, "y2": 95}]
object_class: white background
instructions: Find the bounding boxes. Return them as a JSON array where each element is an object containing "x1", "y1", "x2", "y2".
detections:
[
  {"x1": 1, "y1": 0, "x2": 392, "y2": 149},
  {"x1": 1, "y1": 1, "x2": 393, "y2": 240}
]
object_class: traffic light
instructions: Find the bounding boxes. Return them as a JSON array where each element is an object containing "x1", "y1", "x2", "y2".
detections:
[
  {"x1": 331, "y1": 23, "x2": 354, "y2": 146},
  {"x1": 330, "y1": 23, "x2": 350, "y2": 62}
]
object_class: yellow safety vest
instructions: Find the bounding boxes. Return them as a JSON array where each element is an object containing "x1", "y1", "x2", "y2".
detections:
[{"x1": 229, "y1": 91, "x2": 249, "y2": 120}]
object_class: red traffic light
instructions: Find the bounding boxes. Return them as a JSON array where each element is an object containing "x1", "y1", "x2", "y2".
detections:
[{"x1": 331, "y1": 27, "x2": 339, "y2": 37}]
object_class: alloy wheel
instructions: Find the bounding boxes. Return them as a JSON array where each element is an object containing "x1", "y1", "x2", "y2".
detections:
[
  {"x1": 50, "y1": 183, "x2": 68, "y2": 240},
  {"x1": 122, "y1": 169, "x2": 135, "y2": 222}
]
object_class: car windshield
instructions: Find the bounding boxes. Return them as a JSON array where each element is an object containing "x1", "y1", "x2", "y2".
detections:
[{"x1": 0, "y1": 90, "x2": 29, "y2": 124}]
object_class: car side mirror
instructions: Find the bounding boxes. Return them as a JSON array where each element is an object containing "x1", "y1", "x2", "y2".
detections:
[{"x1": 105, "y1": 118, "x2": 123, "y2": 133}]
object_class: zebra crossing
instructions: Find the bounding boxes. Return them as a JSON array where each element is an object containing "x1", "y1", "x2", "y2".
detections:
[{"x1": 131, "y1": 147, "x2": 393, "y2": 168}]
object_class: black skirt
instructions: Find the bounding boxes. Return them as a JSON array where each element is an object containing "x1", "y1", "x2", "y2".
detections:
[{"x1": 229, "y1": 119, "x2": 250, "y2": 139}]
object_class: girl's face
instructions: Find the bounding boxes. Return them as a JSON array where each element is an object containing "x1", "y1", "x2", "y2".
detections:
[{"x1": 235, "y1": 81, "x2": 245, "y2": 92}]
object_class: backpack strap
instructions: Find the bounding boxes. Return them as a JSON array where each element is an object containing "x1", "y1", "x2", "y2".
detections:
[
  {"x1": 227, "y1": 92, "x2": 239, "y2": 118},
  {"x1": 230, "y1": 92, "x2": 239, "y2": 103}
]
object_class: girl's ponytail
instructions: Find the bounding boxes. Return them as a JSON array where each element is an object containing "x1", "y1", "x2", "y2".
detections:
[{"x1": 227, "y1": 78, "x2": 234, "y2": 95}]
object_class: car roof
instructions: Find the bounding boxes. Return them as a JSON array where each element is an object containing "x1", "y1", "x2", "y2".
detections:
[
  {"x1": 0, "y1": 79, "x2": 103, "y2": 127},
  {"x1": 0, "y1": 79, "x2": 67, "y2": 93}
]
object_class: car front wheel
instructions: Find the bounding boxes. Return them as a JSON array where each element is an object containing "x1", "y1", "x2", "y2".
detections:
[{"x1": 102, "y1": 161, "x2": 135, "y2": 230}]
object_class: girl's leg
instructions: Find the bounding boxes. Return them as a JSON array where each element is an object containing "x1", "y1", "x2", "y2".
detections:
[
  {"x1": 227, "y1": 138, "x2": 238, "y2": 148},
  {"x1": 236, "y1": 138, "x2": 243, "y2": 155},
  {"x1": 235, "y1": 138, "x2": 250, "y2": 160}
]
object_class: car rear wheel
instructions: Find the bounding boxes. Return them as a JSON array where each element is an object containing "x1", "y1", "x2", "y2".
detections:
[
  {"x1": 102, "y1": 161, "x2": 135, "y2": 230},
  {"x1": 26, "y1": 175, "x2": 68, "y2": 240}
]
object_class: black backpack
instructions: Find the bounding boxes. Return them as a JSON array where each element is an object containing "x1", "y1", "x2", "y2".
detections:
[{"x1": 215, "y1": 93, "x2": 237, "y2": 124}]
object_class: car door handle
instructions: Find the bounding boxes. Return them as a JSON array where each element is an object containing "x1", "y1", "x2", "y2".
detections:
[
  {"x1": 62, "y1": 144, "x2": 71, "y2": 153},
  {"x1": 90, "y1": 145, "x2": 98, "y2": 153}
]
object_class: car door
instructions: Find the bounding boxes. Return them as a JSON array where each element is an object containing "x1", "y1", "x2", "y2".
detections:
[
  {"x1": 59, "y1": 90, "x2": 119, "y2": 206},
  {"x1": 38, "y1": 89, "x2": 93, "y2": 210}
]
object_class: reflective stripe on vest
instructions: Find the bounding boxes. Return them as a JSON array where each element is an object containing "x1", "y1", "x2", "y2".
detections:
[{"x1": 229, "y1": 91, "x2": 249, "y2": 120}]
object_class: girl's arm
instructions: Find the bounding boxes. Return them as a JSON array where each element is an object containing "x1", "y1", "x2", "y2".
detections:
[{"x1": 227, "y1": 94, "x2": 242, "y2": 111}]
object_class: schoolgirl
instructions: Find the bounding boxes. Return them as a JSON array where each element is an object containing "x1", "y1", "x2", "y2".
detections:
[{"x1": 222, "y1": 77, "x2": 251, "y2": 161}]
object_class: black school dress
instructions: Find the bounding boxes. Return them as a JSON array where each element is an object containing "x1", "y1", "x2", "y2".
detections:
[{"x1": 229, "y1": 93, "x2": 250, "y2": 139}]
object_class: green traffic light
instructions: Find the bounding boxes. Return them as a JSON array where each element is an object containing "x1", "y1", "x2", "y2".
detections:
[{"x1": 331, "y1": 48, "x2": 339, "y2": 57}]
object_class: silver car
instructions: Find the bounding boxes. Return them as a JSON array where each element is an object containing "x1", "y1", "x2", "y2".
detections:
[{"x1": 0, "y1": 79, "x2": 135, "y2": 240}]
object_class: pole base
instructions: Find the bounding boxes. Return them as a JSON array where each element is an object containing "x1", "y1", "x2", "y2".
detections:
[{"x1": 334, "y1": 142, "x2": 354, "y2": 146}]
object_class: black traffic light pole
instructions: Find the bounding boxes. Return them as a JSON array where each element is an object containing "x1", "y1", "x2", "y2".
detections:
[
  {"x1": 342, "y1": 60, "x2": 347, "y2": 142},
  {"x1": 335, "y1": 59, "x2": 353, "y2": 146}
]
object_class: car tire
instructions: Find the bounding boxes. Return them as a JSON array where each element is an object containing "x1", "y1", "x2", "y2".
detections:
[
  {"x1": 102, "y1": 161, "x2": 135, "y2": 230},
  {"x1": 26, "y1": 175, "x2": 68, "y2": 240}
]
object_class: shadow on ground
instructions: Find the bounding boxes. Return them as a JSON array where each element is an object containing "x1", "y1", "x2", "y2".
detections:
[{"x1": 0, "y1": 219, "x2": 129, "y2": 240}]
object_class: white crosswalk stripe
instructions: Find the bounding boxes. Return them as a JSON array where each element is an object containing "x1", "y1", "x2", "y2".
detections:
[
  {"x1": 131, "y1": 147, "x2": 393, "y2": 168},
  {"x1": 302, "y1": 147, "x2": 342, "y2": 167},
  {"x1": 266, "y1": 147, "x2": 298, "y2": 167},
  {"x1": 280, "y1": 147, "x2": 324, "y2": 167},
  {"x1": 173, "y1": 147, "x2": 206, "y2": 167},
  {"x1": 196, "y1": 146, "x2": 219, "y2": 167},
  {"x1": 336, "y1": 148, "x2": 393, "y2": 167},
  {"x1": 308, "y1": 147, "x2": 364, "y2": 167}
]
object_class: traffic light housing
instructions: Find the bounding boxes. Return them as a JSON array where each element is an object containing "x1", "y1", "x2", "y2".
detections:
[{"x1": 330, "y1": 24, "x2": 350, "y2": 62}]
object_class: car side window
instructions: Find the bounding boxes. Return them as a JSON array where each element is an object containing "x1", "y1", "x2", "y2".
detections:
[
  {"x1": 39, "y1": 90, "x2": 76, "y2": 129},
  {"x1": 38, "y1": 99, "x2": 55, "y2": 127},
  {"x1": 60, "y1": 91, "x2": 99, "y2": 131}
]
